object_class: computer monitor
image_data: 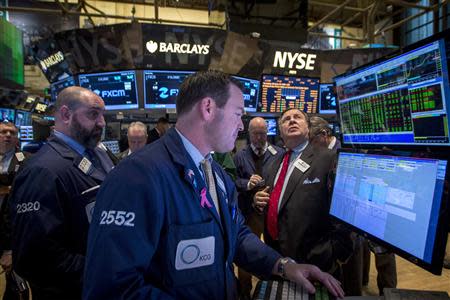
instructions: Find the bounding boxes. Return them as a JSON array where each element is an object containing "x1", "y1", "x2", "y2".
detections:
[
  {"x1": 78, "y1": 70, "x2": 138, "y2": 110},
  {"x1": 319, "y1": 83, "x2": 337, "y2": 114},
  {"x1": 231, "y1": 75, "x2": 260, "y2": 112},
  {"x1": 260, "y1": 75, "x2": 319, "y2": 113},
  {"x1": 50, "y1": 76, "x2": 77, "y2": 101},
  {"x1": 334, "y1": 37, "x2": 450, "y2": 147},
  {"x1": 330, "y1": 151, "x2": 449, "y2": 274},
  {"x1": 15, "y1": 110, "x2": 33, "y2": 141},
  {"x1": 16, "y1": 96, "x2": 37, "y2": 112},
  {"x1": 143, "y1": 70, "x2": 194, "y2": 109},
  {"x1": 265, "y1": 118, "x2": 277, "y2": 136},
  {"x1": 0, "y1": 108, "x2": 15, "y2": 122}
]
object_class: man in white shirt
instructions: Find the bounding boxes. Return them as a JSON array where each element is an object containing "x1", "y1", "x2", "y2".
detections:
[{"x1": 117, "y1": 122, "x2": 148, "y2": 159}]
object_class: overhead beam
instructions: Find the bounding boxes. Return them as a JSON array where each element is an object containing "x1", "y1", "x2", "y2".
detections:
[
  {"x1": 309, "y1": 0, "x2": 366, "y2": 13},
  {"x1": 0, "y1": 5, "x2": 225, "y2": 27},
  {"x1": 308, "y1": 0, "x2": 353, "y2": 32},
  {"x1": 375, "y1": 0, "x2": 447, "y2": 36},
  {"x1": 309, "y1": 31, "x2": 365, "y2": 42},
  {"x1": 386, "y1": 0, "x2": 430, "y2": 10}
]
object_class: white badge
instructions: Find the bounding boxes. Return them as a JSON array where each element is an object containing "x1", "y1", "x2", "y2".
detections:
[
  {"x1": 268, "y1": 145, "x2": 277, "y2": 155},
  {"x1": 78, "y1": 157, "x2": 92, "y2": 175},
  {"x1": 175, "y1": 236, "x2": 215, "y2": 270},
  {"x1": 294, "y1": 159, "x2": 310, "y2": 173},
  {"x1": 15, "y1": 152, "x2": 25, "y2": 162},
  {"x1": 85, "y1": 201, "x2": 96, "y2": 223}
]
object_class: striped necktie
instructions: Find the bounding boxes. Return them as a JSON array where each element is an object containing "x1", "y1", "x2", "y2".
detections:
[{"x1": 201, "y1": 158, "x2": 220, "y2": 215}]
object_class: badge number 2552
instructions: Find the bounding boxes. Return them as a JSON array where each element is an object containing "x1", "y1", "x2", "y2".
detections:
[{"x1": 99, "y1": 210, "x2": 135, "y2": 227}]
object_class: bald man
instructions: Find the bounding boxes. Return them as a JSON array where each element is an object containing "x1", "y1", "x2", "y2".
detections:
[
  {"x1": 9, "y1": 87, "x2": 115, "y2": 300},
  {"x1": 233, "y1": 117, "x2": 283, "y2": 299},
  {"x1": 117, "y1": 122, "x2": 148, "y2": 159}
]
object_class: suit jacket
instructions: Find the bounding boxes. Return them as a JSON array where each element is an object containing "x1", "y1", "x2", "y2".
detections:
[
  {"x1": 233, "y1": 144, "x2": 284, "y2": 217},
  {"x1": 147, "y1": 128, "x2": 161, "y2": 144},
  {"x1": 264, "y1": 143, "x2": 353, "y2": 273}
]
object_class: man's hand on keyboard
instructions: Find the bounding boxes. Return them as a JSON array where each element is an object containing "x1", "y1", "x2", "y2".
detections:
[{"x1": 284, "y1": 262, "x2": 344, "y2": 299}]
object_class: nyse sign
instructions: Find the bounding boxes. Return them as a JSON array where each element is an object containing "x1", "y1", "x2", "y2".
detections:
[{"x1": 272, "y1": 51, "x2": 317, "y2": 70}]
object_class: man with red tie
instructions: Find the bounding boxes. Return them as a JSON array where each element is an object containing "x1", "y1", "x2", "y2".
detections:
[{"x1": 254, "y1": 108, "x2": 353, "y2": 276}]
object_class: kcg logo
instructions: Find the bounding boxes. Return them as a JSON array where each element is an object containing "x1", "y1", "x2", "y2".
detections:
[{"x1": 146, "y1": 40, "x2": 210, "y2": 55}]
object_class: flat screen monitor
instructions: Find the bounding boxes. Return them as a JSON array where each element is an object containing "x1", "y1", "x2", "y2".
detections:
[
  {"x1": 15, "y1": 110, "x2": 33, "y2": 141},
  {"x1": 0, "y1": 108, "x2": 15, "y2": 122},
  {"x1": 319, "y1": 83, "x2": 337, "y2": 114},
  {"x1": 334, "y1": 38, "x2": 450, "y2": 147},
  {"x1": 50, "y1": 76, "x2": 77, "y2": 101},
  {"x1": 78, "y1": 70, "x2": 138, "y2": 110},
  {"x1": 265, "y1": 118, "x2": 277, "y2": 136},
  {"x1": 231, "y1": 75, "x2": 260, "y2": 112},
  {"x1": 16, "y1": 96, "x2": 37, "y2": 112},
  {"x1": 330, "y1": 151, "x2": 449, "y2": 274},
  {"x1": 0, "y1": 19, "x2": 24, "y2": 89},
  {"x1": 260, "y1": 75, "x2": 319, "y2": 113},
  {"x1": 144, "y1": 70, "x2": 194, "y2": 109}
]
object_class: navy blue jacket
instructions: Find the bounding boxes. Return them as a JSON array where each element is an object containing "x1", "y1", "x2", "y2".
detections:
[
  {"x1": 233, "y1": 144, "x2": 284, "y2": 217},
  {"x1": 9, "y1": 135, "x2": 113, "y2": 300},
  {"x1": 83, "y1": 128, "x2": 281, "y2": 300}
]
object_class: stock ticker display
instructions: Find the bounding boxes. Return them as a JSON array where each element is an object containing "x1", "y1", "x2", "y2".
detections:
[
  {"x1": 79, "y1": 70, "x2": 138, "y2": 110},
  {"x1": 144, "y1": 70, "x2": 194, "y2": 109},
  {"x1": 335, "y1": 40, "x2": 450, "y2": 146},
  {"x1": 260, "y1": 75, "x2": 319, "y2": 113},
  {"x1": 319, "y1": 83, "x2": 337, "y2": 114},
  {"x1": 231, "y1": 75, "x2": 260, "y2": 112}
]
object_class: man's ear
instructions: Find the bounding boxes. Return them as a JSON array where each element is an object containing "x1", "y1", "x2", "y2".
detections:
[
  {"x1": 59, "y1": 105, "x2": 72, "y2": 123},
  {"x1": 198, "y1": 97, "x2": 216, "y2": 121}
]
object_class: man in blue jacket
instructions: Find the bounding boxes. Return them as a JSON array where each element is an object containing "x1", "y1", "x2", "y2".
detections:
[
  {"x1": 9, "y1": 86, "x2": 115, "y2": 300},
  {"x1": 83, "y1": 71, "x2": 344, "y2": 300}
]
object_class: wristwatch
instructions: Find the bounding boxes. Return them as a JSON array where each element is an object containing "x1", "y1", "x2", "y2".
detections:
[{"x1": 277, "y1": 257, "x2": 296, "y2": 278}]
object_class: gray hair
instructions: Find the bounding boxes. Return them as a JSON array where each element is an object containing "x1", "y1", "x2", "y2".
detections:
[{"x1": 128, "y1": 121, "x2": 147, "y2": 136}]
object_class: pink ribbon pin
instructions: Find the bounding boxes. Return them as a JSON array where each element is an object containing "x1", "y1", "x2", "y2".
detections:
[{"x1": 200, "y1": 188, "x2": 212, "y2": 208}]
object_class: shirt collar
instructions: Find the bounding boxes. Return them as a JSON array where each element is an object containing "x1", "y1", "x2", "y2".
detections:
[
  {"x1": 290, "y1": 140, "x2": 308, "y2": 156},
  {"x1": 250, "y1": 142, "x2": 268, "y2": 155},
  {"x1": 328, "y1": 136, "x2": 336, "y2": 150},
  {"x1": 175, "y1": 128, "x2": 208, "y2": 170},
  {"x1": 53, "y1": 130, "x2": 86, "y2": 156}
]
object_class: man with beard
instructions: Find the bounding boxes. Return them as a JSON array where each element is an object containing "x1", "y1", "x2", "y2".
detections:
[
  {"x1": 9, "y1": 86, "x2": 115, "y2": 300},
  {"x1": 83, "y1": 71, "x2": 344, "y2": 300}
]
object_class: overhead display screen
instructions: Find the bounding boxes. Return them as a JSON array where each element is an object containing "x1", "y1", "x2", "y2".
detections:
[
  {"x1": 260, "y1": 75, "x2": 319, "y2": 113},
  {"x1": 334, "y1": 40, "x2": 450, "y2": 146},
  {"x1": 319, "y1": 83, "x2": 337, "y2": 114},
  {"x1": 78, "y1": 70, "x2": 138, "y2": 110},
  {"x1": 231, "y1": 75, "x2": 260, "y2": 112},
  {"x1": 144, "y1": 70, "x2": 194, "y2": 109},
  {"x1": 50, "y1": 76, "x2": 77, "y2": 101}
]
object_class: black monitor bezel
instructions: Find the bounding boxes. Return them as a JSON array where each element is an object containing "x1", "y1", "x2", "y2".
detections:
[
  {"x1": 142, "y1": 69, "x2": 195, "y2": 110},
  {"x1": 231, "y1": 74, "x2": 260, "y2": 113},
  {"x1": 259, "y1": 74, "x2": 320, "y2": 113},
  {"x1": 77, "y1": 69, "x2": 139, "y2": 111},
  {"x1": 318, "y1": 82, "x2": 337, "y2": 115},
  {"x1": 329, "y1": 148, "x2": 450, "y2": 275},
  {"x1": 333, "y1": 28, "x2": 450, "y2": 150}
]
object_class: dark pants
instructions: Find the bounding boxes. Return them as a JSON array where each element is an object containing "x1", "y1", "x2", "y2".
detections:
[
  {"x1": 362, "y1": 239, "x2": 397, "y2": 295},
  {"x1": 3, "y1": 271, "x2": 29, "y2": 300},
  {"x1": 238, "y1": 212, "x2": 264, "y2": 298}
]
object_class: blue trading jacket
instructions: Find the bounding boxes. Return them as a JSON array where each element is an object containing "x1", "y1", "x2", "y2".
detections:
[
  {"x1": 9, "y1": 135, "x2": 113, "y2": 300},
  {"x1": 83, "y1": 128, "x2": 281, "y2": 300}
]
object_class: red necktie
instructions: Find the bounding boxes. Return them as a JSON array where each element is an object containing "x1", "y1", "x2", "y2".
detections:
[{"x1": 266, "y1": 150, "x2": 292, "y2": 240}]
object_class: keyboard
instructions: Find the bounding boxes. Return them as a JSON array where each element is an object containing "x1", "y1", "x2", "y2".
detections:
[{"x1": 253, "y1": 280, "x2": 335, "y2": 300}]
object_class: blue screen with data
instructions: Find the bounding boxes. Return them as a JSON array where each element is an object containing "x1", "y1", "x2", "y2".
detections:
[
  {"x1": 330, "y1": 152, "x2": 447, "y2": 263},
  {"x1": 144, "y1": 70, "x2": 194, "y2": 109}
]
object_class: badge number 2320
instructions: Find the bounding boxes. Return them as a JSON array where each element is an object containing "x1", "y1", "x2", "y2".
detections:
[{"x1": 99, "y1": 210, "x2": 135, "y2": 227}]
